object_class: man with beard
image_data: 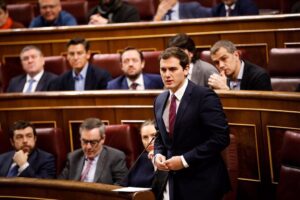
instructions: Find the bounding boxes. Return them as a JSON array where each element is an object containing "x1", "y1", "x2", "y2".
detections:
[
  {"x1": 88, "y1": 0, "x2": 140, "y2": 24},
  {"x1": 107, "y1": 47, "x2": 164, "y2": 90},
  {"x1": 0, "y1": 120, "x2": 56, "y2": 178}
]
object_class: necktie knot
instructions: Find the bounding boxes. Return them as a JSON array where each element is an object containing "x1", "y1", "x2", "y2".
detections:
[
  {"x1": 74, "y1": 74, "x2": 83, "y2": 81},
  {"x1": 130, "y1": 82, "x2": 138, "y2": 90}
]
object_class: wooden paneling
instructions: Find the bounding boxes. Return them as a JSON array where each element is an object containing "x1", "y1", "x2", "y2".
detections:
[{"x1": 0, "y1": 90, "x2": 299, "y2": 199}]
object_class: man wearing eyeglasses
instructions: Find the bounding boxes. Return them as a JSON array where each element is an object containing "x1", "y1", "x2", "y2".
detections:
[
  {"x1": 29, "y1": 0, "x2": 77, "y2": 28},
  {"x1": 58, "y1": 118, "x2": 128, "y2": 185}
]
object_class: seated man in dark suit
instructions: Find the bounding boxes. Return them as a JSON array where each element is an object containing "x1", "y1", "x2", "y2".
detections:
[
  {"x1": 88, "y1": 0, "x2": 140, "y2": 24},
  {"x1": 107, "y1": 47, "x2": 164, "y2": 90},
  {"x1": 153, "y1": 0, "x2": 211, "y2": 21},
  {"x1": 0, "y1": 120, "x2": 56, "y2": 178},
  {"x1": 212, "y1": 0, "x2": 259, "y2": 17},
  {"x1": 58, "y1": 118, "x2": 128, "y2": 185},
  {"x1": 208, "y1": 40, "x2": 272, "y2": 91},
  {"x1": 50, "y1": 37, "x2": 112, "y2": 91},
  {"x1": 6, "y1": 45, "x2": 57, "y2": 93}
]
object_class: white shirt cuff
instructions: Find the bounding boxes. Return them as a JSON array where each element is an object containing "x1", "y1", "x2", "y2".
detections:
[
  {"x1": 181, "y1": 155, "x2": 189, "y2": 168},
  {"x1": 18, "y1": 162, "x2": 29, "y2": 174}
]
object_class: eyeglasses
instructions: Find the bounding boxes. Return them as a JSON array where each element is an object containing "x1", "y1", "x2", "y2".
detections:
[{"x1": 80, "y1": 139, "x2": 101, "y2": 147}]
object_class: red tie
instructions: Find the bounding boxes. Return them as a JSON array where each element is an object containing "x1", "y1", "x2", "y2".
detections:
[
  {"x1": 130, "y1": 82, "x2": 138, "y2": 90},
  {"x1": 80, "y1": 158, "x2": 93, "y2": 181},
  {"x1": 169, "y1": 94, "x2": 177, "y2": 137}
]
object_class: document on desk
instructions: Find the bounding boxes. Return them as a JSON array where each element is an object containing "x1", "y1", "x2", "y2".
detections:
[{"x1": 112, "y1": 187, "x2": 152, "y2": 192}]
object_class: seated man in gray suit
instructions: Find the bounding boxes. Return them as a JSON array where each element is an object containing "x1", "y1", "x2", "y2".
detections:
[
  {"x1": 107, "y1": 47, "x2": 164, "y2": 90},
  {"x1": 153, "y1": 0, "x2": 211, "y2": 21},
  {"x1": 58, "y1": 118, "x2": 128, "y2": 185},
  {"x1": 168, "y1": 33, "x2": 218, "y2": 87},
  {"x1": 6, "y1": 45, "x2": 57, "y2": 93}
]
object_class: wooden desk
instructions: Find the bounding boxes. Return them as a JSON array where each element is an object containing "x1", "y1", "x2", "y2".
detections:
[
  {"x1": 0, "y1": 90, "x2": 299, "y2": 200},
  {"x1": 0, "y1": 178, "x2": 154, "y2": 200}
]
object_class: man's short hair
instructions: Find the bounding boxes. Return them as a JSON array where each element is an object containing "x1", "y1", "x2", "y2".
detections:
[
  {"x1": 0, "y1": 0, "x2": 7, "y2": 12},
  {"x1": 210, "y1": 40, "x2": 237, "y2": 55},
  {"x1": 120, "y1": 46, "x2": 144, "y2": 62},
  {"x1": 159, "y1": 47, "x2": 189, "y2": 70},
  {"x1": 20, "y1": 45, "x2": 44, "y2": 57},
  {"x1": 167, "y1": 33, "x2": 199, "y2": 63},
  {"x1": 67, "y1": 37, "x2": 90, "y2": 52},
  {"x1": 79, "y1": 118, "x2": 105, "y2": 138},
  {"x1": 9, "y1": 120, "x2": 37, "y2": 139}
]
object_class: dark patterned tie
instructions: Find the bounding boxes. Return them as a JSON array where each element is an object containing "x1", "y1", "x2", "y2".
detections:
[
  {"x1": 130, "y1": 82, "x2": 138, "y2": 90},
  {"x1": 169, "y1": 94, "x2": 177, "y2": 137}
]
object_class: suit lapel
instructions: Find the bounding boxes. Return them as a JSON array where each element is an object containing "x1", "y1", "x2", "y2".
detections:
[
  {"x1": 93, "y1": 147, "x2": 107, "y2": 182},
  {"x1": 17, "y1": 75, "x2": 27, "y2": 92},
  {"x1": 84, "y1": 65, "x2": 93, "y2": 90},
  {"x1": 121, "y1": 76, "x2": 129, "y2": 89},
  {"x1": 75, "y1": 155, "x2": 85, "y2": 180},
  {"x1": 0, "y1": 152, "x2": 14, "y2": 176},
  {"x1": 35, "y1": 72, "x2": 45, "y2": 91},
  {"x1": 143, "y1": 74, "x2": 151, "y2": 89}
]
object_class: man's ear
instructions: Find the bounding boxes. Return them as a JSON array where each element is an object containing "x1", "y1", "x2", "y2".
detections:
[{"x1": 10, "y1": 138, "x2": 15, "y2": 148}]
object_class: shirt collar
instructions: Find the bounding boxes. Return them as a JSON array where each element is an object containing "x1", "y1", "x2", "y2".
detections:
[
  {"x1": 126, "y1": 73, "x2": 144, "y2": 88},
  {"x1": 237, "y1": 60, "x2": 244, "y2": 80},
  {"x1": 169, "y1": 78, "x2": 188, "y2": 101},
  {"x1": 72, "y1": 63, "x2": 88, "y2": 79},
  {"x1": 225, "y1": 3, "x2": 236, "y2": 10},
  {"x1": 26, "y1": 70, "x2": 44, "y2": 82}
]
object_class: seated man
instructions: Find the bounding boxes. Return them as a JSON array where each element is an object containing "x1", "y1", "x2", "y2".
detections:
[
  {"x1": 107, "y1": 47, "x2": 164, "y2": 90},
  {"x1": 0, "y1": 0, "x2": 24, "y2": 29},
  {"x1": 6, "y1": 45, "x2": 57, "y2": 93},
  {"x1": 168, "y1": 33, "x2": 218, "y2": 87},
  {"x1": 50, "y1": 37, "x2": 112, "y2": 91},
  {"x1": 153, "y1": 0, "x2": 211, "y2": 21},
  {"x1": 208, "y1": 40, "x2": 272, "y2": 91},
  {"x1": 58, "y1": 118, "x2": 128, "y2": 185},
  {"x1": 122, "y1": 120, "x2": 156, "y2": 187},
  {"x1": 0, "y1": 120, "x2": 56, "y2": 178},
  {"x1": 212, "y1": 0, "x2": 259, "y2": 17},
  {"x1": 88, "y1": 0, "x2": 140, "y2": 25},
  {"x1": 29, "y1": 0, "x2": 77, "y2": 28}
]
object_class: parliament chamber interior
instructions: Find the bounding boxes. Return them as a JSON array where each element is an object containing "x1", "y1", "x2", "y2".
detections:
[{"x1": 0, "y1": 0, "x2": 300, "y2": 199}]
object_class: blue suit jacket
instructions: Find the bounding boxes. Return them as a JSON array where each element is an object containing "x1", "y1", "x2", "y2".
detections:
[
  {"x1": 107, "y1": 73, "x2": 164, "y2": 89},
  {"x1": 212, "y1": 0, "x2": 259, "y2": 17},
  {"x1": 0, "y1": 148, "x2": 56, "y2": 178},
  {"x1": 179, "y1": 2, "x2": 212, "y2": 19},
  {"x1": 6, "y1": 71, "x2": 57, "y2": 93},
  {"x1": 154, "y1": 81, "x2": 231, "y2": 200},
  {"x1": 50, "y1": 64, "x2": 112, "y2": 91}
]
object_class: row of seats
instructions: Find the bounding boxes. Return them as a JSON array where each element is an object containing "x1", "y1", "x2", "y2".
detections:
[{"x1": 1, "y1": 48, "x2": 299, "y2": 92}]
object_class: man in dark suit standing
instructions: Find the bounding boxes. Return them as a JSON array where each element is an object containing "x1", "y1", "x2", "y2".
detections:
[
  {"x1": 107, "y1": 47, "x2": 163, "y2": 90},
  {"x1": 208, "y1": 40, "x2": 272, "y2": 91},
  {"x1": 154, "y1": 47, "x2": 230, "y2": 200},
  {"x1": 212, "y1": 0, "x2": 259, "y2": 17},
  {"x1": 50, "y1": 37, "x2": 112, "y2": 91},
  {"x1": 6, "y1": 45, "x2": 57, "y2": 93},
  {"x1": 0, "y1": 120, "x2": 56, "y2": 178},
  {"x1": 153, "y1": 0, "x2": 211, "y2": 21},
  {"x1": 58, "y1": 118, "x2": 128, "y2": 185}
]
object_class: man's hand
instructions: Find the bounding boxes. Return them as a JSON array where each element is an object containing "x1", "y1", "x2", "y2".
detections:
[
  {"x1": 89, "y1": 14, "x2": 109, "y2": 25},
  {"x1": 208, "y1": 71, "x2": 229, "y2": 90},
  {"x1": 164, "y1": 156, "x2": 184, "y2": 171},
  {"x1": 153, "y1": 0, "x2": 177, "y2": 21},
  {"x1": 13, "y1": 150, "x2": 28, "y2": 167},
  {"x1": 154, "y1": 153, "x2": 169, "y2": 171}
]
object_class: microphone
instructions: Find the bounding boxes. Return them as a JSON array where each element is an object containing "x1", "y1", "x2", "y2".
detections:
[{"x1": 120, "y1": 132, "x2": 158, "y2": 187}]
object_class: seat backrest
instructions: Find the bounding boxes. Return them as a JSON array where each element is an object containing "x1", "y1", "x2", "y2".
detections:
[
  {"x1": 7, "y1": 3, "x2": 34, "y2": 27},
  {"x1": 36, "y1": 128, "x2": 67, "y2": 176},
  {"x1": 143, "y1": 51, "x2": 161, "y2": 74},
  {"x1": 123, "y1": 0, "x2": 155, "y2": 21},
  {"x1": 276, "y1": 130, "x2": 300, "y2": 200},
  {"x1": 0, "y1": 128, "x2": 11, "y2": 154},
  {"x1": 44, "y1": 56, "x2": 68, "y2": 75},
  {"x1": 91, "y1": 53, "x2": 122, "y2": 78},
  {"x1": 61, "y1": 1, "x2": 88, "y2": 25},
  {"x1": 1, "y1": 56, "x2": 23, "y2": 92},
  {"x1": 222, "y1": 134, "x2": 239, "y2": 200},
  {"x1": 268, "y1": 48, "x2": 300, "y2": 77},
  {"x1": 104, "y1": 124, "x2": 143, "y2": 169}
]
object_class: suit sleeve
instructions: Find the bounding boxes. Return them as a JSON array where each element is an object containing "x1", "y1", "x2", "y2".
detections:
[{"x1": 111, "y1": 151, "x2": 128, "y2": 185}]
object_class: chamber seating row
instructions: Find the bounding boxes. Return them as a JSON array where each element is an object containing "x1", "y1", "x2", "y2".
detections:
[{"x1": 1, "y1": 48, "x2": 299, "y2": 92}]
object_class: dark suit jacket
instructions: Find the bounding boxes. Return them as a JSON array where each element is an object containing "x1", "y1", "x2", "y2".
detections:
[
  {"x1": 58, "y1": 146, "x2": 128, "y2": 185},
  {"x1": 154, "y1": 81, "x2": 231, "y2": 200},
  {"x1": 179, "y1": 2, "x2": 212, "y2": 19},
  {"x1": 89, "y1": 2, "x2": 140, "y2": 23},
  {"x1": 6, "y1": 71, "x2": 57, "y2": 92},
  {"x1": 0, "y1": 148, "x2": 56, "y2": 178},
  {"x1": 107, "y1": 73, "x2": 164, "y2": 89},
  {"x1": 50, "y1": 64, "x2": 112, "y2": 91},
  {"x1": 239, "y1": 61, "x2": 272, "y2": 90},
  {"x1": 212, "y1": 0, "x2": 259, "y2": 17}
]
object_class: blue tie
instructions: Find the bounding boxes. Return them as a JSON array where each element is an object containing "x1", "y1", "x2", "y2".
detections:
[
  {"x1": 165, "y1": 9, "x2": 173, "y2": 20},
  {"x1": 7, "y1": 165, "x2": 19, "y2": 177},
  {"x1": 26, "y1": 79, "x2": 35, "y2": 93}
]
